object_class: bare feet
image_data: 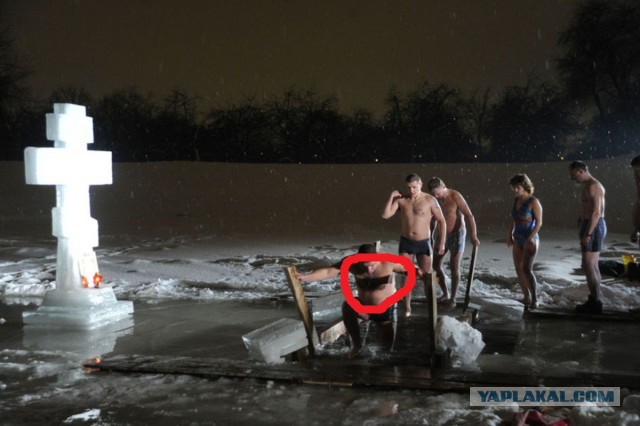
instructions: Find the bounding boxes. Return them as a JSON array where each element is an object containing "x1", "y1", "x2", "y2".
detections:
[
  {"x1": 518, "y1": 297, "x2": 531, "y2": 306},
  {"x1": 404, "y1": 310, "x2": 412, "y2": 318},
  {"x1": 441, "y1": 298, "x2": 456, "y2": 310}
]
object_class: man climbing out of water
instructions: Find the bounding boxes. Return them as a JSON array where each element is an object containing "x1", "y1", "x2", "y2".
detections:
[
  {"x1": 296, "y1": 243, "x2": 410, "y2": 358},
  {"x1": 427, "y1": 177, "x2": 480, "y2": 309},
  {"x1": 570, "y1": 161, "x2": 607, "y2": 314},
  {"x1": 381, "y1": 173, "x2": 446, "y2": 317}
]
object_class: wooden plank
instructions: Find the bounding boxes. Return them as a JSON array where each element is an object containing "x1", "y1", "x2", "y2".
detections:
[
  {"x1": 82, "y1": 354, "x2": 463, "y2": 391},
  {"x1": 83, "y1": 354, "x2": 640, "y2": 391},
  {"x1": 463, "y1": 245, "x2": 478, "y2": 313},
  {"x1": 425, "y1": 272, "x2": 438, "y2": 354},
  {"x1": 318, "y1": 319, "x2": 346, "y2": 345},
  {"x1": 524, "y1": 306, "x2": 640, "y2": 322},
  {"x1": 283, "y1": 266, "x2": 316, "y2": 355}
]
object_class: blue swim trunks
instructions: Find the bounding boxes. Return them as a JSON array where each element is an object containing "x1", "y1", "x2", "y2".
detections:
[
  {"x1": 434, "y1": 227, "x2": 466, "y2": 256},
  {"x1": 345, "y1": 299, "x2": 397, "y2": 322},
  {"x1": 398, "y1": 236, "x2": 432, "y2": 256},
  {"x1": 579, "y1": 217, "x2": 607, "y2": 252},
  {"x1": 365, "y1": 300, "x2": 397, "y2": 322}
]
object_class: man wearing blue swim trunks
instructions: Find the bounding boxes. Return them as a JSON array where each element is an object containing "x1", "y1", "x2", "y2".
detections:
[
  {"x1": 382, "y1": 173, "x2": 446, "y2": 317},
  {"x1": 570, "y1": 161, "x2": 606, "y2": 314},
  {"x1": 428, "y1": 177, "x2": 480, "y2": 309}
]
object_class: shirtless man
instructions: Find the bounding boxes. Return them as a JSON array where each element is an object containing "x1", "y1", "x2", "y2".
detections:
[
  {"x1": 296, "y1": 243, "x2": 407, "y2": 357},
  {"x1": 630, "y1": 156, "x2": 640, "y2": 245},
  {"x1": 427, "y1": 177, "x2": 480, "y2": 309},
  {"x1": 569, "y1": 161, "x2": 606, "y2": 314},
  {"x1": 381, "y1": 173, "x2": 446, "y2": 316}
]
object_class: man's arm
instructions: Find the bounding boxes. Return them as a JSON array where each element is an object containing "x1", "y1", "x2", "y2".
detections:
[
  {"x1": 382, "y1": 190, "x2": 403, "y2": 219},
  {"x1": 454, "y1": 191, "x2": 480, "y2": 246},
  {"x1": 296, "y1": 266, "x2": 340, "y2": 283},
  {"x1": 430, "y1": 198, "x2": 447, "y2": 254},
  {"x1": 583, "y1": 183, "x2": 604, "y2": 240}
]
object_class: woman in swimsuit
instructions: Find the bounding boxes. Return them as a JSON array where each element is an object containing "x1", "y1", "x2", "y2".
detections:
[{"x1": 507, "y1": 174, "x2": 543, "y2": 309}]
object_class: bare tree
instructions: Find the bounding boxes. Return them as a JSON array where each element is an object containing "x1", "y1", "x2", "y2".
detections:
[{"x1": 0, "y1": 14, "x2": 32, "y2": 159}]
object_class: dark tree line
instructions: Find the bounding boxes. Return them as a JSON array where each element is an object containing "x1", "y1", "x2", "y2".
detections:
[{"x1": 1, "y1": 0, "x2": 639, "y2": 163}]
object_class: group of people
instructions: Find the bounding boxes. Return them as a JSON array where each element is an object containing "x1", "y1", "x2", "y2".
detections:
[
  {"x1": 297, "y1": 160, "x2": 623, "y2": 356},
  {"x1": 508, "y1": 161, "x2": 608, "y2": 314},
  {"x1": 297, "y1": 172, "x2": 481, "y2": 357}
]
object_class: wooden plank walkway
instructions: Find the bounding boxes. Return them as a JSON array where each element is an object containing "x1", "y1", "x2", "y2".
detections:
[
  {"x1": 84, "y1": 355, "x2": 454, "y2": 390},
  {"x1": 83, "y1": 353, "x2": 640, "y2": 391},
  {"x1": 524, "y1": 306, "x2": 640, "y2": 322}
]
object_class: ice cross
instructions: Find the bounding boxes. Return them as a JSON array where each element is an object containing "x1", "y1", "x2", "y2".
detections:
[{"x1": 24, "y1": 103, "x2": 112, "y2": 290}]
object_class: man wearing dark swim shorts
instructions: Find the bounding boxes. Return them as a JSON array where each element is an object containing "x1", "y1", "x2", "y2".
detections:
[
  {"x1": 570, "y1": 161, "x2": 606, "y2": 314},
  {"x1": 382, "y1": 173, "x2": 446, "y2": 316},
  {"x1": 428, "y1": 177, "x2": 480, "y2": 309},
  {"x1": 579, "y1": 217, "x2": 607, "y2": 253},
  {"x1": 398, "y1": 235, "x2": 432, "y2": 256}
]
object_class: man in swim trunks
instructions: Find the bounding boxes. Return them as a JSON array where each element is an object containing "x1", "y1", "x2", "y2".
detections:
[
  {"x1": 382, "y1": 173, "x2": 446, "y2": 316},
  {"x1": 630, "y1": 156, "x2": 640, "y2": 247},
  {"x1": 427, "y1": 177, "x2": 480, "y2": 309},
  {"x1": 570, "y1": 161, "x2": 606, "y2": 314},
  {"x1": 297, "y1": 244, "x2": 407, "y2": 358}
]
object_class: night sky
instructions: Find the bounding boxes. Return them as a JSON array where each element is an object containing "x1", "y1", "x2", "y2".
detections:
[{"x1": 4, "y1": 0, "x2": 579, "y2": 116}]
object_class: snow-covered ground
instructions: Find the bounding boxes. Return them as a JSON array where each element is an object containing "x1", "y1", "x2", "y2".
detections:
[{"x1": 1, "y1": 159, "x2": 640, "y2": 425}]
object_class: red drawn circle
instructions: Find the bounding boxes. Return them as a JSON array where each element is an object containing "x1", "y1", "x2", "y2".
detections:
[{"x1": 339, "y1": 253, "x2": 416, "y2": 314}]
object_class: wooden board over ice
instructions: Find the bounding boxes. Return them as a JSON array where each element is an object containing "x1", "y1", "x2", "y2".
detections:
[{"x1": 524, "y1": 306, "x2": 640, "y2": 322}]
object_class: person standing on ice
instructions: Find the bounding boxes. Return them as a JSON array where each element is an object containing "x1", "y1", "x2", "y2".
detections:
[
  {"x1": 296, "y1": 244, "x2": 408, "y2": 358},
  {"x1": 630, "y1": 156, "x2": 640, "y2": 246},
  {"x1": 381, "y1": 173, "x2": 446, "y2": 317},
  {"x1": 427, "y1": 177, "x2": 480, "y2": 309},
  {"x1": 507, "y1": 174, "x2": 542, "y2": 310},
  {"x1": 570, "y1": 161, "x2": 607, "y2": 314}
]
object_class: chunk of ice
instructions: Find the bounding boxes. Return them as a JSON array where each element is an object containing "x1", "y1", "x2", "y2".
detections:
[
  {"x1": 311, "y1": 292, "x2": 344, "y2": 323},
  {"x1": 436, "y1": 315, "x2": 485, "y2": 365},
  {"x1": 242, "y1": 318, "x2": 308, "y2": 364}
]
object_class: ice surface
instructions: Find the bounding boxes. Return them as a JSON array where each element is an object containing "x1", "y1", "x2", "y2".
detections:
[
  {"x1": 436, "y1": 315, "x2": 485, "y2": 365},
  {"x1": 63, "y1": 409, "x2": 101, "y2": 423},
  {"x1": 242, "y1": 318, "x2": 308, "y2": 363},
  {"x1": 470, "y1": 295, "x2": 525, "y2": 319},
  {"x1": 311, "y1": 292, "x2": 344, "y2": 323},
  {"x1": 22, "y1": 288, "x2": 133, "y2": 330},
  {"x1": 23, "y1": 315, "x2": 133, "y2": 357}
]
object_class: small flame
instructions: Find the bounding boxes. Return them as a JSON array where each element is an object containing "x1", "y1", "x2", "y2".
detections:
[
  {"x1": 93, "y1": 273, "x2": 103, "y2": 287},
  {"x1": 81, "y1": 276, "x2": 89, "y2": 288}
]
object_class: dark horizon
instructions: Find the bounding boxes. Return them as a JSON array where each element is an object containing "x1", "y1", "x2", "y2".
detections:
[{"x1": 3, "y1": 0, "x2": 578, "y2": 117}]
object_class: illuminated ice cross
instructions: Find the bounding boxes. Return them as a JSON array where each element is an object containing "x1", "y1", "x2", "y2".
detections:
[{"x1": 22, "y1": 103, "x2": 133, "y2": 329}]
